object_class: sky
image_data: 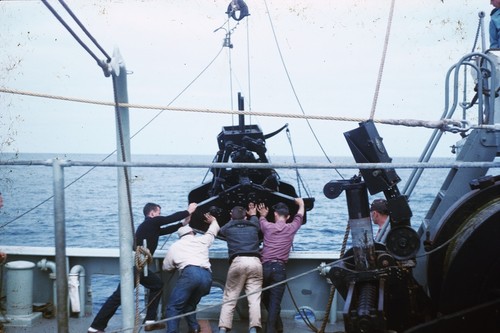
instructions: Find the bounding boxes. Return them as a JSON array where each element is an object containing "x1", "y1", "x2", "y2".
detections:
[{"x1": 0, "y1": 0, "x2": 490, "y2": 159}]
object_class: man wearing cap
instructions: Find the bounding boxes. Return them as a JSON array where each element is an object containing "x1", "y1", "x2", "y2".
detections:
[
  {"x1": 218, "y1": 203, "x2": 262, "y2": 333},
  {"x1": 257, "y1": 197, "x2": 305, "y2": 333},
  {"x1": 163, "y1": 212, "x2": 220, "y2": 333},
  {"x1": 370, "y1": 198, "x2": 391, "y2": 243},
  {"x1": 88, "y1": 202, "x2": 197, "y2": 333}
]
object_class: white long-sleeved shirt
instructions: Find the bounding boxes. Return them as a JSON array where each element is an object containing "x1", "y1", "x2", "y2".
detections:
[{"x1": 162, "y1": 221, "x2": 220, "y2": 272}]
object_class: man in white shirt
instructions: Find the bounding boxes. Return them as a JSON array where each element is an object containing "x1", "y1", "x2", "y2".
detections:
[{"x1": 163, "y1": 213, "x2": 220, "y2": 333}]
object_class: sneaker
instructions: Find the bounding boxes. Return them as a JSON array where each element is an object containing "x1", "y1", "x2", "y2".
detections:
[
  {"x1": 219, "y1": 328, "x2": 228, "y2": 333},
  {"x1": 249, "y1": 327, "x2": 258, "y2": 333},
  {"x1": 87, "y1": 328, "x2": 105, "y2": 333},
  {"x1": 144, "y1": 322, "x2": 166, "y2": 331}
]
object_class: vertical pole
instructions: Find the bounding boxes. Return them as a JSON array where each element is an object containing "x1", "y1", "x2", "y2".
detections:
[
  {"x1": 345, "y1": 182, "x2": 376, "y2": 271},
  {"x1": 53, "y1": 159, "x2": 69, "y2": 333},
  {"x1": 110, "y1": 48, "x2": 135, "y2": 332},
  {"x1": 238, "y1": 92, "x2": 245, "y2": 131}
]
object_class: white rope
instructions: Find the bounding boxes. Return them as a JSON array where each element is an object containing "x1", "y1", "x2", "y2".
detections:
[
  {"x1": 0, "y1": 87, "x2": 467, "y2": 130},
  {"x1": 369, "y1": 0, "x2": 396, "y2": 119}
]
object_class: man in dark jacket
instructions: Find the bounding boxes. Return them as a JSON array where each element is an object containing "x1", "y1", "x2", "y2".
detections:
[
  {"x1": 87, "y1": 202, "x2": 197, "y2": 333},
  {"x1": 218, "y1": 203, "x2": 262, "y2": 333}
]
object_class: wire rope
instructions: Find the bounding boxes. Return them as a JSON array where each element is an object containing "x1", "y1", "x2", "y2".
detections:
[
  {"x1": 57, "y1": 0, "x2": 112, "y2": 62},
  {"x1": 246, "y1": 16, "x2": 253, "y2": 122},
  {"x1": 0, "y1": 46, "x2": 225, "y2": 229},
  {"x1": 40, "y1": 0, "x2": 109, "y2": 70},
  {"x1": 262, "y1": 0, "x2": 333, "y2": 164}
]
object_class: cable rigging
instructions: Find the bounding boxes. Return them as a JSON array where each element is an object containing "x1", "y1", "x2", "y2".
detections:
[
  {"x1": 41, "y1": 0, "x2": 111, "y2": 75},
  {"x1": 1, "y1": 6, "x2": 226, "y2": 229},
  {"x1": 262, "y1": 0, "x2": 335, "y2": 167}
]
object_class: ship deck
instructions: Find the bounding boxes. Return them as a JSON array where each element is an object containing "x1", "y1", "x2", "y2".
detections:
[
  {"x1": 3, "y1": 313, "x2": 346, "y2": 333},
  {"x1": 1, "y1": 246, "x2": 345, "y2": 333}
]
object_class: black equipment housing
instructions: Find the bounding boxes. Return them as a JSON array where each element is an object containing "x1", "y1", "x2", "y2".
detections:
[{"x1": 188, "y1": 93, "x2": 314, "y2": 231}]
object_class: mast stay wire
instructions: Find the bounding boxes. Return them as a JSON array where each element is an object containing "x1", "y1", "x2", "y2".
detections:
[
  {"x1": 1, "y1": 10, "x2": 226, "y2": 229},
  {"x1": 56, "y1": 0, "x2": 112, "y2": 62},
  {"x1": 263, "y1": 0, "x2": 345, "y2": 183},
  {"x1": 286, "y1": 128, "x2": 312, "y2": 198},
  {"x1": 41, "y1": 0, "x2": 111, "y2": 73},
  {"x1": 39, "y1": 3, "x2": 140, "y2": 330}
]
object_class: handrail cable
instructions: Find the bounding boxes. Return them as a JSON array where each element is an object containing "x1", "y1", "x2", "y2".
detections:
[{"x1": 3, "y1": 160, "x2": 499, "y2": 170}]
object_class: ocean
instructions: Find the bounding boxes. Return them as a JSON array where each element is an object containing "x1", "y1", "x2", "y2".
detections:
[
  {"x1": 0, "y1": 153, "x2": 451, "y2": 251},
  {"x1": 0, "y1": 152, "x2": 453, "y2": 313}
]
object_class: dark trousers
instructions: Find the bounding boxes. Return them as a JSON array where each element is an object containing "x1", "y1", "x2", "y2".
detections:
[
  {"x1": 90, "y1": 268, "x2": 163, "y2": 330},
  {"x1": 262, "y1": 261, "x2": 286, "y2": 333},
  {"x1": 165, "y1": 265, "x2": 212, "y2": 333}
]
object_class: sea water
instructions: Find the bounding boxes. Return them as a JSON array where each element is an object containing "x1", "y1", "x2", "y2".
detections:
[
  {"x1": 0, "y1": 153, "x2": 451, "y2": 248},
  {"x1": 0, "y1": 153, "x2": 453, "y2": 313}
]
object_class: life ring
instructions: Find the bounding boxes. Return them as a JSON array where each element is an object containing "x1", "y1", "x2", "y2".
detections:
[{"x1": 226, "y1": 0, "x2": 249, "y2": 21}]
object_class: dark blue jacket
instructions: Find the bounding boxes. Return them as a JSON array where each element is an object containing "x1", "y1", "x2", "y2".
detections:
[{"x1": 220, "y1": 216, "x2": 261, "y2": 262}]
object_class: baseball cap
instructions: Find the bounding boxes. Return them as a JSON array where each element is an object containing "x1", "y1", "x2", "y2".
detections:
[{"x1": 178, "y1": 225, "x2": 194, "y2": 238}]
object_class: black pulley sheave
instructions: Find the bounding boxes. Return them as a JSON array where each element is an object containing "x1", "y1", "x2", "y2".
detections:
[{"x1": 226, "y1": 0, "x2": 250, "y2": 21}]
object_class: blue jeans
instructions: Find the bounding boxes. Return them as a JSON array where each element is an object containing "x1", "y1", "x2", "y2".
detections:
[
  {"x1": 90, "y1": 268, "x2": 163, "y2": 330},
  {"x1": 165, "y1": 265, "x2": 212, "y2": 333},
  {"x1": 262, "y1": 261, "x2": 286, "y2": 333}
]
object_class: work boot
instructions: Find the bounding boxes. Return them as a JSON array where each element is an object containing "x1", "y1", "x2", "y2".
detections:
[{"x1": 144, "y1": 322, "x2": 166, "y2": 331}]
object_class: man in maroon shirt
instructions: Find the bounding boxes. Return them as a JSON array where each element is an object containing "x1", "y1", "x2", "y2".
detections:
[{"x1": 257, "y1": 198, "x2": 304, "y2": 333}]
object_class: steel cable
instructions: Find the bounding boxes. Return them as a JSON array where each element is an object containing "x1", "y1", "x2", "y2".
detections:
[{"x1": 41, "y1": 0, "x2": 109, "y2": 69}]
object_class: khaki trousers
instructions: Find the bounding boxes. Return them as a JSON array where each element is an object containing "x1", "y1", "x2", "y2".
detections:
[{"x1": 218, "y1": 256, "x2": 263, "y2": 330}]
